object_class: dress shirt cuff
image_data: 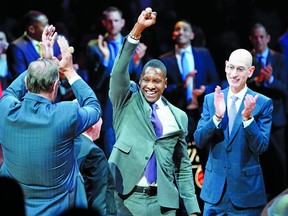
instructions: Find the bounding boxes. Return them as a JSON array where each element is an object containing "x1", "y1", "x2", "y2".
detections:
[
  {"x1": 243, "y1": 117, "x2": 254, "y2": 127},
  {"x1": 68, "y1": 75, "x2": 82, "y2": 85},
  {"x1": 102, "y1": 60, "x2": 109, "y2": 67},
  {"x1": 127, "y1": 35, "x2": 140, "y2": 44},
  {"x1": 264, "y1": 75, "x2": 274, "y2": 87},
  {"x1": 213, "y1": 115, "x2": 221, "y2": 128},
  {"x1": 269, "y1": 75, "x2": 274, "y2": 84}
]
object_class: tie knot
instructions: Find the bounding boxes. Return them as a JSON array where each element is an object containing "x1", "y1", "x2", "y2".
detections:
[
  {"x1": 257, "y1": 54, "x2": 263, "y2": 63},
  {"x1": 181, "y1": 50, "x2": 187, "y2": 57},
  {"x1": 231, "y1": 95, "x2": 238, "y2": 103},
  {"x1": 151, "y1": 103, "x2": 158, "y2": 111},
  {"x1": 110, "y1": 40, "x2": 119, "y2": 47}
]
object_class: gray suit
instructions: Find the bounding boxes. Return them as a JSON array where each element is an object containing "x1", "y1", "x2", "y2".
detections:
[
  {"x1": 0, "y1": 71, "x2": 101, "y2": 215},
  {"x1": 108, "y1": 38, "x2": 200, "y2": 214}
]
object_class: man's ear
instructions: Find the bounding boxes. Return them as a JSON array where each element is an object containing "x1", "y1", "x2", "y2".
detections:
[
  {"x1": 101, "y1": 20, "x2": 106, "y2": 27},
  {"x1": 52, "y1": 80, "x2": 58, "y2": 93},
  {"x1": 165, "y1": 78, "x2": 168, "y2": 88},
  {"x1": 24, "y1": 76, "x2": 28, "y2": 90},
  {"x1": 190, "y1": 32, "x2": 195, "y2": 40},
  {"x1": 27, "y1": 25, "x2": 35, "y2": 34},
  {"x1": 248, "y1": 66, "x2": 255, "y2": 78}
]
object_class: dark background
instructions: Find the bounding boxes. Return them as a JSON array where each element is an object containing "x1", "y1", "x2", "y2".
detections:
[{"x1": 1, "y1": 0, "x2": 287, "y2": 80}]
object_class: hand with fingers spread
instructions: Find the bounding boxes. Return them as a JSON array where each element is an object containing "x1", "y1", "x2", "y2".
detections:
[
  {"x1": 40, "y1": 25, "x2": 57, "y2": 59},
  {"x1": 56, "y1": 36, "x2": 77, "y2": 80},
  {"x1": 213, "y1": 85, "x2": 226, "y2": 119}
]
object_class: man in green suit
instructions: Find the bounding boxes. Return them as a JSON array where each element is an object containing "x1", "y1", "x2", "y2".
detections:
[{"x1": 108, "y1": 8, "x2": 200, "y2": 215}]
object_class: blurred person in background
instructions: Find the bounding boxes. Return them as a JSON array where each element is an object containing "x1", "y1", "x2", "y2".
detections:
[
  {"x1": 0, "y1": 30, "x2": 9, "y2": 97},
  {"x1": 248, "y1": 22, "x2": 288, "y2": 201},
  {"x1": 6, "y1": 10, "x2": 61, "y2": 81}
]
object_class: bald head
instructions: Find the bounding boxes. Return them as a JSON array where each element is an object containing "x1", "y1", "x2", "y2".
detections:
[{"x1": 229, "y1": 49, "x2": 253, "y2": 68}]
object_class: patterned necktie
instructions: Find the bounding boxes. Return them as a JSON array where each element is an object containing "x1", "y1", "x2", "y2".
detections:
[
  {"x1": 181, "y1": 51, "x2": 193, "y2": 102},
  {"x1": 144, "y1": 103, "x2": 163, "y2": 184},
  {"x1": 229, "y1": 95, "x2": 238, "y2": 135}
]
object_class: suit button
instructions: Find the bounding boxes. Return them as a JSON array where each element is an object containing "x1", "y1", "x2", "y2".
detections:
[{"x1": 145, "y1": 156, "x2": 149, "y2": 160}]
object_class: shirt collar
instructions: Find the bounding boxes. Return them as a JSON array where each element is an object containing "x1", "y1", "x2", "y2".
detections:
[
  {"x1": 176, "y1": 45, "x2": 192, "y2": 55},
  {"x1": 26, "y1": 34, "x2": 40, "y2": 45},
  {"x1": 108, "y1": 34, "x2": 123, "y2": 45},
  {"x1": 82, "y1": 133, "x2": 93, "y2": 141},
  {"x1": 257, "y1": 48, "x2": 269, "y2": 59},
  {"x1": 228, "y1": 85, "x2": 247, "y2": 101},
  {"x1": 152, "y1": 97, "x2": 165, "y2": 110}
]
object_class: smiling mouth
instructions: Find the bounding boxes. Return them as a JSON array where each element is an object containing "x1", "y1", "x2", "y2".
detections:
[
  {"x1": 146, "y1": 91, "x2": 156, "y2": 95},
  {"x1": 230, "y1": 78, "x2": 239, "y2": 84}
]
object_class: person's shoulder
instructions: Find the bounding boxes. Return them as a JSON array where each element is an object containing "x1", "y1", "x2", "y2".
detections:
[
  {"x1": 269, "y1": 49, "x2": 286, "y2": 59},
  {"x1": 159, "y1": 50, "x2": 175, "y2": 59},
  {"x1": 8, "y1": 35, "x2": 26, "y2": 48},
  {"x1": 193, "y1": 46, "x2": 212, "y2": 55},
  {"x1": 56, "y1": 100, "x2": 79, "y2": 110}
]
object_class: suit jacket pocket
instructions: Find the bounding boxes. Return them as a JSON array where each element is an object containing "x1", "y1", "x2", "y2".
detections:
[
  {"x1": 114, "y1": 141, "x2": 132, "y2": 154},
  {"x1": 243, "y1": 165, "x2": 262, "y2": 176}
]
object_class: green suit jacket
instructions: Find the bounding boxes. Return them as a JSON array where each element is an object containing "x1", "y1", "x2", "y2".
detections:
[{"x1": 108, "y1": 38, "x2": 200, "y2": 214}]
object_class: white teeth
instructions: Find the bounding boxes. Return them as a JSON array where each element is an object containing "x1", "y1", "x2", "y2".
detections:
[{"x1": 147, "y1": 91, "x2": 155, "y2": 95}]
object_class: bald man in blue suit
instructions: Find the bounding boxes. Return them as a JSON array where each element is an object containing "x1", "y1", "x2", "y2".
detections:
[{"x1": 194, "y1": 49, "x2": 273, "y2": 215}]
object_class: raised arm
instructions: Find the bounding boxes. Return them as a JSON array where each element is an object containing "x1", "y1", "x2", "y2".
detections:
[{"x1": 129, "y1": 7, "x2": 157, "y2": 40}]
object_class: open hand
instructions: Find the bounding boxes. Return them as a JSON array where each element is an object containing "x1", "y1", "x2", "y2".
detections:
[{"x1": 40, "y1": 25, "x2": 57, "y2": 59}]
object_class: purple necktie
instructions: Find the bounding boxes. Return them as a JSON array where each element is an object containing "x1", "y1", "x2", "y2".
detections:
[{"x1": 145, "y1": 103, "x2": 163, "y2": 184}]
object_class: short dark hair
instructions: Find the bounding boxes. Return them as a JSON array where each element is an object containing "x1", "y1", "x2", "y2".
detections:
[
  {"x1": 22, "y1": 10, "x2": 46, "y2": 31},
  {"x1": 250, "y1": 22, "x2": 268, "y2": 35},
  {"x1": 102, "y1": 6, "x2": 123, "y2": 20},
  {"x1": 142, "y1": 59, "x2": 167, "y2": 77}
]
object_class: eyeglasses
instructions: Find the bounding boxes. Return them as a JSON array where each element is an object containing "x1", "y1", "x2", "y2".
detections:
[{"x1": 226, "y1": 64, "x2": 250, "y2": 73}]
